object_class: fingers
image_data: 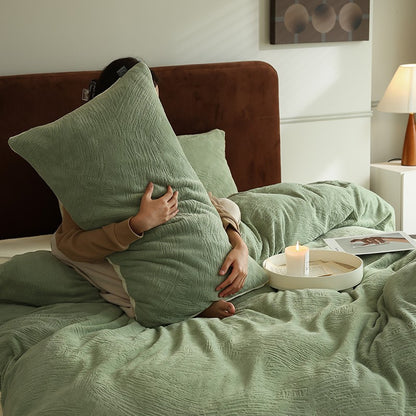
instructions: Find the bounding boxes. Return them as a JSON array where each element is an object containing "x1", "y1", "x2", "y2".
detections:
[
  {"x1": 216, "y1": 272, "x2": 235, "y2": 293},
  {"x1": 170, "y1": 190, "x2": 179, "y2": 208},
  {"x1": 159, "y1": 186, "x2": 179, "y2": 221},
  {"x1": 144, "y1": 183, "x2": 178, "y2": 208},
  {"x1": 143, "y1": 182, "x2": 154, "y2": 199},
  {"x1": 216, "y1": 265, "x2": 247, "y2": 297},
  {"x1": 219, "y1": 255, "x2": 233, "y2": 276},
  {"x1": 167, "y1": 207, "x2": 179, "y2": 220},
  {"x1": 217, "y1": 272, "x2": 246, "y2": 298},
  {"x1": 352, "y1": 237, "x2": 385, "y2": 245},
  {"x1": 162, "y1": 185, "x2": 175, "y2": 201},
  {"x1": 165, "y1": 190, "x2": 179, "y2": 219},
  {"x1": 164, "y1": 187, "x2": 179, "y2": 217},
  {"x1": 149, "y1": 184, "x2": 178, "y2": 204}
]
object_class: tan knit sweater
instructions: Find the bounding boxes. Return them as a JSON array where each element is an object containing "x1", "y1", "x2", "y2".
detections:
[{"x1": 55, "y1": 194, "x2": 241, "y2": 263}]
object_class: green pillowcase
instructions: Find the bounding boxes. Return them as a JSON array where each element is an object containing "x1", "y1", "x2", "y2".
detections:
[
  {"x1": 178, "y1": 129, "x2": 238, "y2": 198},
  {"x1": 9, "y1": 63, "x2": 267, "y2": 327}
]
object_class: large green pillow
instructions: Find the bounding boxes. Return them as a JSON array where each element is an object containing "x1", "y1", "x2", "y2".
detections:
[
  {"x1": 178, "y1": 129, "x2": 238, "y2": 198},
  {"x1": 9, "y1": 63, "x2": 267, "y2": 327}
]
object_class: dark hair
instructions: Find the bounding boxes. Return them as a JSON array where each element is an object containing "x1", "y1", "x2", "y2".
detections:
[{"x1": 89, "y1": 57, "x2": 159, "y2": 100}]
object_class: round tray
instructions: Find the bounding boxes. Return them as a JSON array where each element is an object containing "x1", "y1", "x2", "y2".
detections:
[{"x1": 263, "y1": 249, "x2": 363, "y2": 291}]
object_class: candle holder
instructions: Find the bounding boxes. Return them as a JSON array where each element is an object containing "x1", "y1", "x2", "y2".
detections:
[{"x1": 263, "y1": 249, "x2": 363, "y2": 291}]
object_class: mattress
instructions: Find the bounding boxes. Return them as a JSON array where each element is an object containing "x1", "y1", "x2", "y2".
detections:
[{"x1": 0, "y1": 234, "x2": 52, "y2": 264}]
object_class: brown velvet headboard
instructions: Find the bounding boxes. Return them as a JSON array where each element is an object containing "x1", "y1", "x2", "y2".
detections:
[{"x1": 0, "y1": 61, "x2": 280, "y2": 239}]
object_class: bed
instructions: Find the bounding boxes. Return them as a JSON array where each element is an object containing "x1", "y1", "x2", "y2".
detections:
[{"x1": 1, "y1": 61, "x2": 416, "y2": 415}]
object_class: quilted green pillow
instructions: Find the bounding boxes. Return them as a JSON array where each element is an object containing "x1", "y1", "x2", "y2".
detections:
[
  {"x1": 178, "y1": 129, "x2": 238, "y2": 198},
  {"x1": 9, "y1": 63, "x2": 267, "y2": 327}
]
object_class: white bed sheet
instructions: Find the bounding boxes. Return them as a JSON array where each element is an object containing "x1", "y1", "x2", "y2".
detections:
[{"x1": 0, "y1": 234, "x2": 52, "y2": 265}]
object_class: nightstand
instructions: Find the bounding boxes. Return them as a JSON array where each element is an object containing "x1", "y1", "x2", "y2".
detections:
[{"x1": 370, "y1": 161, "x2": 416, "y2": 234}]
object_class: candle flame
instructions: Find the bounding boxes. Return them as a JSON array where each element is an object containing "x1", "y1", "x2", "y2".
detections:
[{"x1": 296, "y1": 241, "x2": 300, "y2": 251}]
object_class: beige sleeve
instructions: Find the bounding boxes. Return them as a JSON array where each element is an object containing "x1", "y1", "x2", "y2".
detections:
[
  {"x1": 55, "y1": 206, "x2": 143, "y2": 263},
  {"x1": 209, "y1": 193, "x2": 241, "y2": 234}
]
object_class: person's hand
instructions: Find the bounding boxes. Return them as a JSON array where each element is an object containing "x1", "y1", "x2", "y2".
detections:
[
  {"x1": 216, "y1": 240, "x2": 248, "y2": 298},
  {"x1": 351, "y1": 237, "x2": 386, "y2": 246},
  {"x1": 129, "y1": 182, "x2": 179, "y2": 234}
]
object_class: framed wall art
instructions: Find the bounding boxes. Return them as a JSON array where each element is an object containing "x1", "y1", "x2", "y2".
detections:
[{"x1": 270, "y1": 0, "x2": 370, "y2": 45}]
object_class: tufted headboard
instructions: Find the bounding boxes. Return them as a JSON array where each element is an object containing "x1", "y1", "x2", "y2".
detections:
[{"x1": 0, "y1": 61, "x2": 280, "y2": 239}]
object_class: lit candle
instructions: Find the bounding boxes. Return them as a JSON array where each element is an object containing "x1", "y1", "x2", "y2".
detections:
[{"x1": 285, "y1": 241, "x2": 309, "y2": 276}]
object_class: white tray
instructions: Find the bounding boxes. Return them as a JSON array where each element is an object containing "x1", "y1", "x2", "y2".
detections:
[{"x1": 263, "y1": 249, "x2": 363, "y2": 291}]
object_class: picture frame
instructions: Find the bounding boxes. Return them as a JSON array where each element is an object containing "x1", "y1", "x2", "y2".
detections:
[{"x1": 270, "y1": 0, "x2": 370, "y2": 45}]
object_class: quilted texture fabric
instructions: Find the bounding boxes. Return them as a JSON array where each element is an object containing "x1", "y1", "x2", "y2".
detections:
[
  {"x1": 3, "y1": 182, "x2": 414, "y2": 416},
  {"x1": 8, "y1": 63, "x2": 268, "y2": 327},
  {"x1": 177, "y1": 129, "x2": 238, "y2": 197},
  {"x1": 0, "y1": 251, "x2": 103, "y2": 306}
]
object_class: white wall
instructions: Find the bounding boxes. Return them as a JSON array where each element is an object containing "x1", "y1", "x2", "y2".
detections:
[
  {"x1": 0, "y1": 0, "x2": 393, "y2": 187},
  {"x1": 371, "y1": 0, "x2": 416, "y2": 163}
]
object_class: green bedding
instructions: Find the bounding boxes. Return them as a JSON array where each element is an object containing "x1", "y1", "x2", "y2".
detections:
[{"x1": 2, "y1": 181, "x2": 416, "y2": 415}]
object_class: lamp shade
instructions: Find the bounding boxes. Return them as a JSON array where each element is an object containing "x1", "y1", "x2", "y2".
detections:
[{"x1": 377, "y1": 64, "x2": 416, "y2": 113}]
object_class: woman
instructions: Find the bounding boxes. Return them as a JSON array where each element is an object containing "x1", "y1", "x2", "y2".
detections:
[{"x1": 51, "y1": 57, "x2": 248, "y2": 320}]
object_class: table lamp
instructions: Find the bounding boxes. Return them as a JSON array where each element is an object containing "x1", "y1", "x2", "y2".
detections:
[{"x1": 377, "y1": 64, "x2": 416, "y2": 166}]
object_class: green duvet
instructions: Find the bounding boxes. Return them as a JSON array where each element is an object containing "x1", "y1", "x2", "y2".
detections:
[{"x1": 2, "y1": 181, "x2": 416, "y2": 416}]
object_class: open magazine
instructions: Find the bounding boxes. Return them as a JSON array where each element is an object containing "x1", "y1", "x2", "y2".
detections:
[{"x1": 324, "y1": 231, "x2": 416, "y2": 255}]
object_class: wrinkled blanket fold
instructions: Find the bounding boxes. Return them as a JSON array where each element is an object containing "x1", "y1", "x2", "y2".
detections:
[{"x1": 230, "y1": 181, "x2": 395, "y2": 261}]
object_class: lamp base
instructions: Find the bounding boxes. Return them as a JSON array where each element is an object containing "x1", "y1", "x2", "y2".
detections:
[{"x1": 402, "y1": 113, "x2": 416, "y2": 166}]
